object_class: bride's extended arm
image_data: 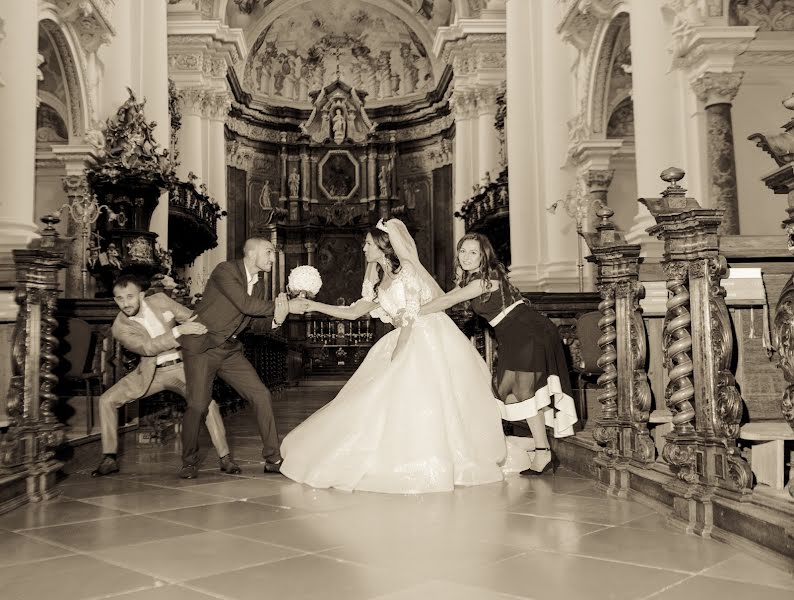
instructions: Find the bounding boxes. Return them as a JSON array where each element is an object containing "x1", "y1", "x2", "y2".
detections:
[
  {"x1": 304, "y1": 298, "x2": 376, "y2": 320},
  {"x1": 419, "y1": 279, "x2": 499, "y2": 315}
]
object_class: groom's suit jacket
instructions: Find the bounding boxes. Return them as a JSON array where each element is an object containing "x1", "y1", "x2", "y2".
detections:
[
  {"x1": 179, "y1": 259, "x2": 275, "y2": 355},
  {"x1": 110, "y1": 293, "x2": 193, "y2": 399}
]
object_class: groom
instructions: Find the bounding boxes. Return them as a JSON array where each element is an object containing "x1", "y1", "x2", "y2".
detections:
[{"x1": 178, "y1": 237, "x2": 300, "y2": 479}]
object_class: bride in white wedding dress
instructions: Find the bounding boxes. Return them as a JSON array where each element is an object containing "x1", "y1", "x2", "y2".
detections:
[{"x1": 280, "y1": 219, "x2": 530, "y2": 494}]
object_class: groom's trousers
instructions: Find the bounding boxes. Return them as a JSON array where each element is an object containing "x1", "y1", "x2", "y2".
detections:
[{"x1": 181, "y1": 338, "x2": 281, "y2": 467}]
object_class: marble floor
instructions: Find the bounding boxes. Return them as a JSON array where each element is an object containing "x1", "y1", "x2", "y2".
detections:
[{"x1": 1, "y1": 387, "x2": 792, "y2": 600}]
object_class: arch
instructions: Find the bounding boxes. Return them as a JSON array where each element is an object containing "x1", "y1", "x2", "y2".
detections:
[
  {"x1": 245, "y1": 0, "x2": 442, "y2": 76},
  {"x1": 38, "y1": 17, "x2": 89, "y2": 139},
  {"x1": 586, "y1": 12, "x2": 630, "y2": 138}
]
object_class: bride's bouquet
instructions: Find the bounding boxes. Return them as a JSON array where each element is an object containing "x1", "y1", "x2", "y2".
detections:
[{"x1": 287, "y1": 265, "x2": 322, "y2": 299}]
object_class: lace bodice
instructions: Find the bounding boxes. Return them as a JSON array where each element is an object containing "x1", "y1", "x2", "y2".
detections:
[{"x1": 361, "y1": 264, "x2": 432, "y2": 325}]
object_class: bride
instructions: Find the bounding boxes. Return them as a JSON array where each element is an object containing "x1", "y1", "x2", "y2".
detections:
[{"x1": 280, "y1": 218, "x2": 530, "y2": 494}]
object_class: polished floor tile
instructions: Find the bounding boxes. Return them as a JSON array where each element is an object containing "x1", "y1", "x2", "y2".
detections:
[
  {"x1": 80, "y1": 488, "x2": 229, "y2": 514},
  {"x1": 558, "y1": 525, "x2": 738, "y2": 572},
  {"x1": 109, "y1": 584, "x2": 221, "y2": 600},
  {"x1": 96, "y1": 530, "x2": 304, "y2": 582},
  {"x1": 149, "y1": 499, "x2": 307, "y2": 530},
  {"x1": 446, "y1": 551, "x2": 689, "y2": 600},
  {"x1": 2, "y1": 401, "x2": 789, "y2": 600},
  {"x1": 21, "y1": 514, "x2": 202, "y2": 552},
  {"x1": 0, "y1": 498, "x2": 128, "y2": 531},
  {"x1": 369, "y1": 580, "x2": 526, "y2": 600},
  {"x1": 0, "y1": 554, "x2": 157, "y2": 600},
  {"x1": 188, "y1": 554, "x2": 420, "y2": 600},
  {"x1": 0, "y1": 531, "x2": 73, "y2": 567},
  {"x1": 700, "y1": 554, "x2": 794, "y2": 590},
  {"x1": 649, "y1": 575, "x2": 793, "y2": 600}
]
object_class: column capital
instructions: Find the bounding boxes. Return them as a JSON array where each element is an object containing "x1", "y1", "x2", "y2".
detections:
[
  {"x1": 178, "y1": 86, "x2": 211, "y2": 116},
  {"x1": 474, "y1": 85, "x2": 499, "y2": 115},
  {"x1": 691, "y1": 71, "x2": 744, "y2": 106},
  {"x1": 206, "y1": 91, "x2": 231, "y2": 121},
  {"x1": 451, "y1": 90, "x2": 478, "y2": 120},
  {"x1": 584, "y1": 169, "x2": 616, "y2": 194}
]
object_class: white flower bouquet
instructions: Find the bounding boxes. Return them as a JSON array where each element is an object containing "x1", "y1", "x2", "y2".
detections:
[{"x1": 287, "y1": 265, "x2": 322, "y2": 299}]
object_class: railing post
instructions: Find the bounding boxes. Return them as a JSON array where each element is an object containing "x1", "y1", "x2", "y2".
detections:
[
  {"x1": 581, "y1": 206, "x2": 652, "y2": 496},
  {"x1": 641, "y1": 168, "x2": 751, "y2": 534},
  {"x1": 1, "y1": 215, "x2": 70, "y2": 502}
]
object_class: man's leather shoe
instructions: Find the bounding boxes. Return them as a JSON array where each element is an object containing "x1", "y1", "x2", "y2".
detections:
[
  {"x1": 91, "y1": 456, "x2": 120, "y2": 477},
  {"x1": 219, "y1": 455, "x2": 241, "y2": 474},
  {"x1": 263, "y1": 458, "x2": 283, "y2": 474},
  {"x1": 178, "y1": 464, "x2": 199, "y2": 479}
]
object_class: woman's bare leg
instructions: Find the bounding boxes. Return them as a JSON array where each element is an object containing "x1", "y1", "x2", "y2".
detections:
[{"x1": 514, "y1": 371, "x2": 551, "y2": 471}]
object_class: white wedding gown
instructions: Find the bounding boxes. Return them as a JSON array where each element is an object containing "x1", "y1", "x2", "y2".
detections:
[{"x1": 280, "y1": 265, "x2": 530, "y2": 494}]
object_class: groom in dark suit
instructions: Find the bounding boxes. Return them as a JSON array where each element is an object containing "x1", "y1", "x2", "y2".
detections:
[{"x1": 179, "y1": 237, "x2": 295, "y2": 479}]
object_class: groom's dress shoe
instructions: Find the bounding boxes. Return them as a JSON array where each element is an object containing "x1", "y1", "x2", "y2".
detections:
[
  {"x1": 179, "y1": 464, "x2": 199, "y2": 479},
  {"x1": 92, "y1": 456, "x2": 120, "y2": 478},
  {"x1": 219, "y1": 455, "x2": 241, "y2": 474},
  {"x1": 263, "y1": 458, "x2": 283, "y2": 474}
]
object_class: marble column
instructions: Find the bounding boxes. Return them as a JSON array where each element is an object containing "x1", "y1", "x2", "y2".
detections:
[
  {"x1": 98, "y1": 0, "x2": 133, "y2": 117},
  {"x1": 452, "y1": 91, "x2": 475, "y2": 243},
  {"x1": 538, "y1": 1, "x2": 579, "y2": 291},
  {"x1": 0, "y1": 0, "x2": 40, "y2": 268},
  {"x1": 140, "y1": 0, "x2": 170, "y2": 249},
  {"x1": 505, "y1": 0, "x2": 542, "y2": 289},
  {"x1": 207, "y1": 92, "x2": 231, "y2": 271},
  {"x1": 626, "y1": 0, "x2": 681, "y2": 253},
  {"x1": 691, "y1": 71, "x2": 743, "y2": 235},
  {"x1": 476, "y1": 86, "x2": 500, "y2": 183}
]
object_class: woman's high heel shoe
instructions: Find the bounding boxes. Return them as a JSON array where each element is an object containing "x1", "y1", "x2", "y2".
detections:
[{"x1": 520, "y1": 448, "x2": 559, "y2": 477}]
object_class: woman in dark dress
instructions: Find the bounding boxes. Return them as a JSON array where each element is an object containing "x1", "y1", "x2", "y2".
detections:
[{"x1": 419, "y1": 233, "x2": 577, "y2": 475}]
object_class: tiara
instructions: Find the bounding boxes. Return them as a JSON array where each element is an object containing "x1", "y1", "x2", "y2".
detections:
[{"x1": 375, "y1": 218, "x2": 389, "y2": 233}]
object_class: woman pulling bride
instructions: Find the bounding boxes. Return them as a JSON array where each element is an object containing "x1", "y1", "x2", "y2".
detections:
[{"x1": 281, "y1": 218, "x2": 530, "y2": 494}]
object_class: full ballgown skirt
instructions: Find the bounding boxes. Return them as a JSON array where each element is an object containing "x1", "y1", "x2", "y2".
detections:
[{"x1": 280, "y1": 310, "x2": 530, "y2": 494}]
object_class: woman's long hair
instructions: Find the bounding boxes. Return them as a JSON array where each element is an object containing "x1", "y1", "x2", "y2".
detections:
[
  {"x1": 369, "y1": 227, "x2": 401, "y2": 299},
  {"x1": 454, "y1": 233, "x2": 525, "y2": 310}
]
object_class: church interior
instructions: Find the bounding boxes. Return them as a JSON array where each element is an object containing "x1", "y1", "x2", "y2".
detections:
[{"x1": 1, "y1": 0, "x2": 794, "y2": 597}]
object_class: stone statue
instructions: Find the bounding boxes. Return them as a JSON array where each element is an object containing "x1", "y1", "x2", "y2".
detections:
[
  {"x1": 106, "y1": 243, "x2": 122, "y2": 269},
  {"x1": 259, "y1": 179, "x2": 272, "y2": 209},
  {"x1": 332, "y1": 108, "x2": 346, "y2": 144},
  {"x1": 288, "y1": 167, "x2": 300, "y2": 198},
  {"x1": 378, "y1": 165, "x2": 390, "y2": 198}
]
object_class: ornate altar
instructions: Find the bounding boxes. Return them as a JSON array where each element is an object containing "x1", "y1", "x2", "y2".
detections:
[{"x1": 244, "y1": 80, "x2": 413, "y2": 306}]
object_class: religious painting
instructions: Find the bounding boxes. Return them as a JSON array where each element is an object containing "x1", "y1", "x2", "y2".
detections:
[
  {"x1": 319, "y1": 150, "x2": 359, "y2": 201},
  {"x1": 315, "y1": 234, "x2": 365, "y2": 304}
]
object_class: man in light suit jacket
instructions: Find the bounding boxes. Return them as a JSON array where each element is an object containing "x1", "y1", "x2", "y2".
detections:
[
  {"x1": 179, "y1": 238, "x2": 297, "y2": 479},
  {"x1": 92, "y1": 274, "x2": 240, "y2": 477}
]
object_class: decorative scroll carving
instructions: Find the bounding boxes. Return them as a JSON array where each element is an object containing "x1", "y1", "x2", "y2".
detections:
[
  {"x1": 630, "y1": 296, "x2": 655, "y2": 463},
  {"x1": 730, "y1": 0, "x2": 794, "y2": 30},
  {"x1": 774, "y1": 276, "x2": 794, "y2": 431}
]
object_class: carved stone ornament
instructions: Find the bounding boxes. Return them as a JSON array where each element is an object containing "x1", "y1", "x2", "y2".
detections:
[
  {"x1": 227, "y1": 139, "x2": 256, "y2": 171},
  {"x1": 54, "y1": 0, "x2": 115, "y2": 53},
  {"x1": 300, "y1": 81, "x2": 376, "y2": 144},
  {"x1": 86, "y1": 88, "x2": 174, "y2": 190},
  {"x1": 773, "y1": 274, "x2": 794, "y2": 431},
  {"x1": 731, "y1": 0, "x2": 794, "y2": 31},
  {"x1": 691, "y1": 71, "x2": 744, "y2": 107},
  {"x1": 748, "y1": 92, "x2": 794, "y2": 167}
]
